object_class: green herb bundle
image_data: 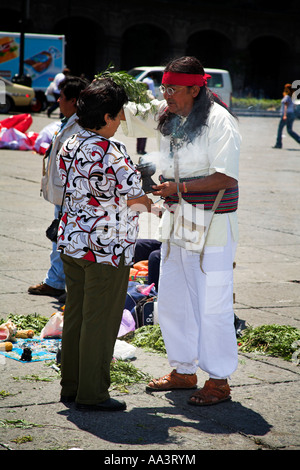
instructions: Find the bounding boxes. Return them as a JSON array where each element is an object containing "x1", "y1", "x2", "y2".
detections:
[
  {"x1": 95, "y1": 64, "x2": 151, "y2": 104},
  {"x1": 130, "y1": 325, "x2": 166, "y2": 354},
  {"x1": 0, "y1": 313, "x2": 49, "y2": 334},
  {"x1": 110, "y1": 360, "x2": 151, "y2": 392},
  {"x1": 238, "y1": 324, "x2": 300, "y2": 361}
]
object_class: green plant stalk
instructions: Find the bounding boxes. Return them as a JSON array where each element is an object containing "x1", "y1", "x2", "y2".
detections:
[
  {"x1": 110, "y1": 360, "x2": 151, "y2": 392},
  {"x1": 130, "y1": 324, "x2": 166, "y2": 354},
  {"x1": 0, "y1": 419, "x2": 42, "y2": 429},
  {"x1": 95, "y1": 64, "x2": 150, "y2": 104}
]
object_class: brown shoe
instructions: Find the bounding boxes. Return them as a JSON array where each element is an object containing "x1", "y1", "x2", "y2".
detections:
[
  {"x1": 188, "y1": 379, "x2": 231, "y2": 406},
  {"x1": 146, "y1": 369, "x2": 197, "y2": 392},
  {"x1": 28, "y1": 282, "x2": 65, "y2": 297}
]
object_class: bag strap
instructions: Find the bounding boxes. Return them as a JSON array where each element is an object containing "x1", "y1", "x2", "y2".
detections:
[
  {"x1": 211, "y1": 188, "x2": 225, "y2": 211},
  {"x1": 59, "y1": 134, "x2": 98, "y2": 216}
]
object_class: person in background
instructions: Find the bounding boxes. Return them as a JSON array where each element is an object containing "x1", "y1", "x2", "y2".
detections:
[
  {"x1": 28, "y1": 76, "x2": 89, "y2": 300},
  {"x1": 136, "y1": 74, "x2": 156, "y2": 155},
  {"x1": 273, "y1": 83, "x2": 300, "y2": 149},
  {"x1": 47, "y1": 67, "x2": 71, "y2": 118},
  {"x1": 134, "y1": 239, "x2": 161, "y2": 290},
  {"x1": 142, "y1": 73, "x2": 156, "y2": 97},
  {"x1": 57, "y1": 78, "x2": 152, "y2": 411}
]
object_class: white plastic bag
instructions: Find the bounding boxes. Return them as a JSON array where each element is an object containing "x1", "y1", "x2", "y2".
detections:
[
  {"x1": 113, "y1": 340, "x2": 136, "y2": 360},
  {"x1": 40, "y1": 311, "x2": 64, "y2": 339}
]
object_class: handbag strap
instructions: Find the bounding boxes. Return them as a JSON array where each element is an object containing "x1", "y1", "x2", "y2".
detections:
[{"x1": 59, "y1": 133, "x2": 99, "y2": 215}]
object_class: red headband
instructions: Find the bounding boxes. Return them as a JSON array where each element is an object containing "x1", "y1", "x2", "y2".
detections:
[{"x1": 162, "y1": 71, "x2": 211, "y2": 87}]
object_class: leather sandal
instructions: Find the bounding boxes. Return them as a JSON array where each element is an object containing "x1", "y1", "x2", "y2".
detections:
[
  {"x1": 188, "y1": 379, "x2": 231, "y2": 406},
  {"x1": 146, "y1": 369, "x2": 197, "y2": 392}
]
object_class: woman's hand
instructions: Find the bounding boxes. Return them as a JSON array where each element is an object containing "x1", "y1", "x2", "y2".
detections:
[
  {"x1": 152, "y1": 181, "x2": 177, "y2": 198},
  {"x1": 127, "y1": 194, "x2": 153, "y2": 213}
]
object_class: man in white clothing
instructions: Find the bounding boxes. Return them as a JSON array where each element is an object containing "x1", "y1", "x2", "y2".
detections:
[
  {"x1": 47, "y1": 67, "x2": 70, "y2": 118},
  {"x1": 122, "y1": 56, "x2": 241, "y2": 406}
]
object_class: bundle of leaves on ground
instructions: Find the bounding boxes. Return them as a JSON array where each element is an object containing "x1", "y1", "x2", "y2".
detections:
[
  {"x1": 110, "y1": 360, "x2": 151, "y2": 392},
  {"x1": 129, "y1": 325, "x2": 166, "y2": 354},
  {"x1": 130, "y1": 323, "x2": 300, "y2": 363},
  {"x1": 0, "y1": 314, "x2": 49, "y2": 335},
  {"x1": 238, "y1": 324, "x2": 300, "y2": 361}
]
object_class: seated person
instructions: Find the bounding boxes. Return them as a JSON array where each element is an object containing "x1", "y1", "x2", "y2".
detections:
[{"x1": 134, "y1": 239, "x2": 161, "y2": 290}]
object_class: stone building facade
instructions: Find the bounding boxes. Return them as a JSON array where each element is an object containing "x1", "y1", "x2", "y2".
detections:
[{"x1": 1, "y1": 0, "x2": 299, "y2": 98}]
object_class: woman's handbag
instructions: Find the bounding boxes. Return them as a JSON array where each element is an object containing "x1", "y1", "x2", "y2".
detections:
[
  {"x1": 171, "y1": 188, "x2": 224, "y2": 253},
  {"x1": 45, "y1": 211, "x2": 62, "y2": 243}
]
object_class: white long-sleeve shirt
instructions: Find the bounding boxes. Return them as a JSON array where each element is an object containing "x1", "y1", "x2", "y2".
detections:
[{"x1": 122, "y1": 100, "x2": 241, "y2": 246}]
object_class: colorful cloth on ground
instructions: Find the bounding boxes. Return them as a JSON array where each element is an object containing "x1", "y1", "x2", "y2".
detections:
[{"x1": 0, "y1": 338, "x2": 61, "y2": 362}]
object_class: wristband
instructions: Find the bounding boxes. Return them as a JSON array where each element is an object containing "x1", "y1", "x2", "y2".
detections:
[{"x1": 183, "y1": 181, "x2": 188, "y2": 193}]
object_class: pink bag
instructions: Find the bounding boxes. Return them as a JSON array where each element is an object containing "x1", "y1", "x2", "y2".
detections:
[{"x1": 118, "y1": 309, "x2": 136, "y2": 338}]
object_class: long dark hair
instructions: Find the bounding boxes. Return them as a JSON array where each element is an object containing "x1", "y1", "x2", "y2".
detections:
[{"x1": 158, "y1": 56, "x2": 235, "y2": 143}]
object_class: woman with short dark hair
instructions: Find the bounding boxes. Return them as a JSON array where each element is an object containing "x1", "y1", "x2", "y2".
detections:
[{"x1": 56, "y1": 78, "x2": 152, "y2": 412}]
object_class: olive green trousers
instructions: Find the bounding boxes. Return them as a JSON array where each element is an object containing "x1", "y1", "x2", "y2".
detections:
[{"x1": 60, "y1": 253, "x2": 130, "y2": 404}]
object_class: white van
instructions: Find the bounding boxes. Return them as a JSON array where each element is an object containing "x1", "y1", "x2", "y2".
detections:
[{"x1": 128, "y1": 66, "x2": 233, "y2": 108}]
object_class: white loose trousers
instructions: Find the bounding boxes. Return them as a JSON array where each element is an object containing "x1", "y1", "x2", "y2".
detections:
[{"x1": 157, "y1": 217, "x2": 238, "y2": 379}]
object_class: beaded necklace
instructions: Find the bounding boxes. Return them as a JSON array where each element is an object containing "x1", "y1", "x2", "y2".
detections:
[{"x1": 169, "y1": 116, "x2": 189, "y2": 157}]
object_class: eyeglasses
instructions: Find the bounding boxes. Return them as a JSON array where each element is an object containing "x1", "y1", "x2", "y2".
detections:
[{"x1": 159, "y1": 85, "x2": 184, "y2": 96}]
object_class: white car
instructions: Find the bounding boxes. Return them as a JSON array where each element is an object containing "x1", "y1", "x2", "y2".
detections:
[{"x1": 128, "y1": 66, "x2": 233, "y2": 107}]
